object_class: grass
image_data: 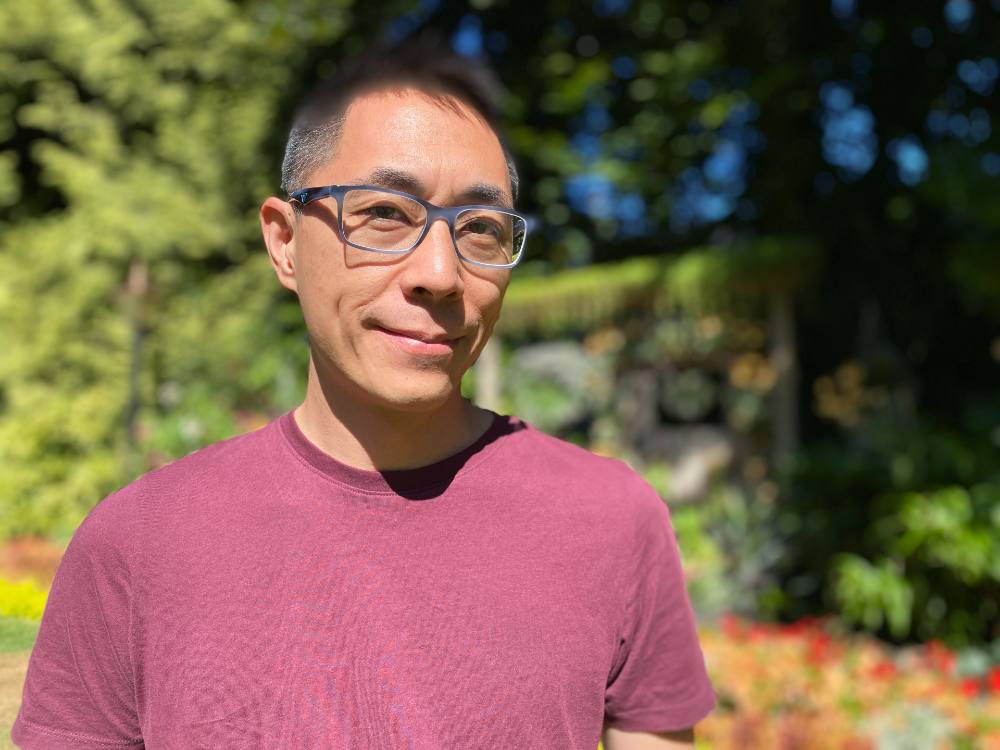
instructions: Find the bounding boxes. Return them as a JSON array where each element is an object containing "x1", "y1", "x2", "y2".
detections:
[
  {"x1": 0, "y1": 619, "x2": 37, "y2": 655},
  {"x1": 0, "y1": 637, "x2": 29, "y2": 748},
  {"x1": 0, "y1": 617, "x2": 36, "y2": 748},
  {"x1": 0, "y1": 651, "x2": 29, "y2": 750}
]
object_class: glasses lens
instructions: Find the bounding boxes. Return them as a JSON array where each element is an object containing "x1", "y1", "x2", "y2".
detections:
[
  {"x1": 455, "y1": 209, "x2": 526, "y2": 267},
  {"x1": 342, "y1": 189, "x2": 427, "y2": 252}
]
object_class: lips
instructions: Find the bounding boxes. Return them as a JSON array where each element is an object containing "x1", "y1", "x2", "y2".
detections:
[
  {"x1": 374, "y1": 325, "x2": 463, "y2": 356},
  {"x1": 376, "y1": 326, "x2": 460, "y2": 344}
]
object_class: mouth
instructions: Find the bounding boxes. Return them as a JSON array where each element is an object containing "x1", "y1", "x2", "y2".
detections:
[{"x1": 374, "y1": 325, "x2": 464, "y2": 357}]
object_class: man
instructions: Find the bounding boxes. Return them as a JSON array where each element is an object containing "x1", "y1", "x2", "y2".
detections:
[{"x1": 13, "y1": 38, "x2": 716, "y2": 749}]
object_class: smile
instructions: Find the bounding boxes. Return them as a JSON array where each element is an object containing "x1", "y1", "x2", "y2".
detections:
[{"x1": 374, "y1": 326, "x2": 462, "y2": 357}]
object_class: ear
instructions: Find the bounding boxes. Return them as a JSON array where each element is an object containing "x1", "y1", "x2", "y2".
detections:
[{"x1": 260, "y1": 196, "x2": 299, "y2": 293}]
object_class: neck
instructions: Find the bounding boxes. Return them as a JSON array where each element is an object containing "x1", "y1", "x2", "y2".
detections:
[{"x1": 292, "y1": 356, "x2": 493, "y2": 471}]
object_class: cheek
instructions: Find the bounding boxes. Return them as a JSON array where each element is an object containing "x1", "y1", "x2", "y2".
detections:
[
  {"x1": 468, "y1": 284, "x2": 507, "y2": 338},
  {"x1": 296, "y1": 269, "x2": 379, "y2": 348},
  {"x1": 297, "y1": 245, "x2": 380, "y2": 312}
]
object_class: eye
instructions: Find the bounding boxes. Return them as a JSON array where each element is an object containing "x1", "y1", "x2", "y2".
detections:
[
  {"x1": 461, "y1": 218, "x2": 503, "y2": 238},
  {"x1": 367, "y1": 204, "x2": 406, "y2": 221}
]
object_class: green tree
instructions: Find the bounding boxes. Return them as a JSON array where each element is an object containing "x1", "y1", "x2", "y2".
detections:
[{"x1": 0, "y1": 0, "x2": 365, "y2": 539}]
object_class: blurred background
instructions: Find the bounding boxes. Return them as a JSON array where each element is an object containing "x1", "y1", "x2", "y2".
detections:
[{"x1": 1, "y1": 0, "x2": 998, "y2": 747}]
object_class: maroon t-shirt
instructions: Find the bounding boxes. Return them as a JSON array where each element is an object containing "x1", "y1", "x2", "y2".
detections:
[{"x1": 13, "y1": 411, "x2": 716, "y2": 749}]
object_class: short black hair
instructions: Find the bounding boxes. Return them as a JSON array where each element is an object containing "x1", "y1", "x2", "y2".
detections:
[{"x1": 280, "y1": 34, "x2": 518, "y2": 201}]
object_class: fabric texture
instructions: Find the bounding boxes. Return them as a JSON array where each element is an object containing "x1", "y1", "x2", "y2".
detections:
[{"x1": 13, "y1": 411, "x2": 716, "y2": 749}]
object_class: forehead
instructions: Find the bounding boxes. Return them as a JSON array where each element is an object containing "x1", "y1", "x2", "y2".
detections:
[{"x1": 319, "y1": 88, "x2": 511, "y2": 200}]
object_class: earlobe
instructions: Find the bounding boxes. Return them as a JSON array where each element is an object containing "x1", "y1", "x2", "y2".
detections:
[{"x1": 260, "y1": 196, "x2": 299, "y2": 293}]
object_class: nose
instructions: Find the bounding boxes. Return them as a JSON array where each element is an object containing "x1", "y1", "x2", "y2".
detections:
[{"x1": 398, "y1": 216, "x2": 464, "y2": 303}]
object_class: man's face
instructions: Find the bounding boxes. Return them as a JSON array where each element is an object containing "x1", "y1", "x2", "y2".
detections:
[{"x1": 274, "y1": 88, "x2": 513, "y2": 413}]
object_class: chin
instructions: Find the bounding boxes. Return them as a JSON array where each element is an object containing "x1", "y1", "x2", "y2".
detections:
[{"x1": 371, "y1": 374, "x2": 459, "y2": 413}]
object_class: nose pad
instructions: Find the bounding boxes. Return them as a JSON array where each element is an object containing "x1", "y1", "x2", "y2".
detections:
[
  {"x1": 402, "y1": 216, "x2": 463, "y2": 299},
  {"x1": 424, "y1": 215, "x2": 457, "y2": 255}
]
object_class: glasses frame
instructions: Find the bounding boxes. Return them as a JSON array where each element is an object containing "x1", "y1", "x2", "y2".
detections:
[{"x1": 287, "y1": 184, "x2": 532, "y2": 269}]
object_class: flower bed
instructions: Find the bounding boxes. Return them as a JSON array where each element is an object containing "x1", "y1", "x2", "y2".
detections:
[
  {"x1": 3, "y1": 567, "x2": 998, "y2": 748},
  {"x1": 0, "y1": 578, "x2": 47, "y2": 622},
  {"x1": 697, "y1": 615, "x2": 1000, "y2": 749}
]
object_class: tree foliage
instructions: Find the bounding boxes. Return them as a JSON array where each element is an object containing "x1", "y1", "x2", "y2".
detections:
[{"x1": 0, "y1": 0, "x2": 366, "y2": 538}]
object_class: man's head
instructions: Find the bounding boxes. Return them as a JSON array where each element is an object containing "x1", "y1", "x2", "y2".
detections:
[
  {"x1": 261, "y1": 38, "x2": 521, "y2": 416},
  {"x1": 280, "y1": 35, "x2": 518, "y2": 201}
]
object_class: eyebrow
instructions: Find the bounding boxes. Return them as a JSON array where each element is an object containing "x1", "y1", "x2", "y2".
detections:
[
  {"x1": 461, "y1": 182, "x2": 511, "y2": 208},
  {"x1": 354, "y1": 167, "x2": 513, "y2": 208}
]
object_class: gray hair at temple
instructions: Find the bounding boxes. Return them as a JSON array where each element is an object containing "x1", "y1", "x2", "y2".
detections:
[{"x1": 280, "y1": 34, "x2": 519, "y2": 203}]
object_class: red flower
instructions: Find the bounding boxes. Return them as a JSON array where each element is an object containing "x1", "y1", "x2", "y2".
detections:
[
  {"x1": 749, "y1": 623, "x2": 771, "y2": 641},
  {"x1": 987, "y1": 666, "x2": 1000, "y2": 694},
  {"x1": 870, "y1": 660, "x2": 897, "y2": 681},
  {"x1": 779, "y1": 616, "x2": 818, "y2": 637},
  {"x1": 806, "y1": 632, "x2": 834, "y2": 664},
  {"x1": 959, "y1": 677, "x2": 981, "y2": 698},
  {"x1": 924, "y1": 640, "x2": 957, "y2": 675},
  {"x1": 720, "y1": 613, "x2": 744, "y2": 638}
]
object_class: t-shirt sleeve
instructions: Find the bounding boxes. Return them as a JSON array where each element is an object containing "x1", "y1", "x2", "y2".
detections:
[
  {"x1": 603, "y1": 479, "x2": 717, "y2": 733},
  {"x1": 12, "y1": 492, "x2": 144, "y2": 749}
]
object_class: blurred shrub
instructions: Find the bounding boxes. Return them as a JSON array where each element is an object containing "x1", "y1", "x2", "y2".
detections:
[
  {"x1": 668, "y1": 482, "x2": 785, "y2": 622},
  {"x1": 670, "y1": 500, "x2": 729, "y2": 621},
  {"x1": 776, "y1": 396, "x2": 1000, "y2": 647},
  {"x1": 143, "y1": 384, "x2": 245, "y2": 465},
  {"x1": 504, "y1": 340, "x2": 613, "y2": 433},
  {"x1": 862, "y1": 705, "x2": 956, "y2": 750},
  {"x1": 659, "y1": 366, "x2": 717, "y2": 422}
]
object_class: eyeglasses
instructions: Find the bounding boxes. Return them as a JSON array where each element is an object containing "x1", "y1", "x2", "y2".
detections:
[{"x1": 288, "y1": 184, "x2": 531, "y2": 269}]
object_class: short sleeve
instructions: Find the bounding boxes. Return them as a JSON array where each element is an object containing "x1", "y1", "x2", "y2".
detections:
[
  {"x1": 603, "y1": 482, "x2": 717, "y2": 733},
  {"x1": 12, "y1": 493, "x2": 144, "y2": 749}
]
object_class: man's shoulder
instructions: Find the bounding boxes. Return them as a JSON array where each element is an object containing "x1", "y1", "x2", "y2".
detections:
[
  {"x1": 95, "y1": 416, "x2": 280, "y2": 518},
  {"x1": 496, "y1": 415, "x2": 664, "y2": 517},
  {"x1": 144, "y1": 419, "x2": 275, "y2": 486},
  {"x1": 71, "y1": 419, "x2": 281, "y2": 557},
  {"x1": 501, "y1": 416, "x2": 631, "y2": 473}
]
